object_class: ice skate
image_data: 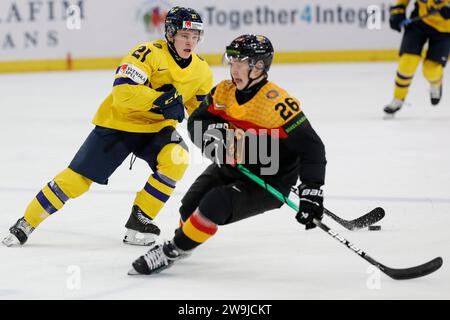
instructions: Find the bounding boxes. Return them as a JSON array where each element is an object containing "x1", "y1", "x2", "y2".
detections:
[
  {"x1": 128, "y1": 240, "x2": 190, "y2": 275},
  {"x1": 2, "y1": 217, "x2": 35, "y2": 247},
  {"x1": 430, "y1": 84, "x2": 442, "y2": 106},
  {"x1": 123, "y1": 205, "x2": 161, "y2": 246},
  {"x1": 383, "y1": 98, "x2": 404, "y2": 116}
]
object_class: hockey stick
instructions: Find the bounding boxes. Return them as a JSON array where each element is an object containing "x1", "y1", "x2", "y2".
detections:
[
  {"x1": 236, "y1": 164, "x2": 443, "y2": 280},
  {"x1": 290, "y1": 187, "x2": 385, "y2": 230},
  {"x1": 400, "y1": 5, "x2": 449, "y2": 27}
]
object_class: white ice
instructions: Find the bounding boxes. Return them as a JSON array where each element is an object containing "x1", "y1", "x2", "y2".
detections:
[{"x1": 0, "y1": 62, "x2": 449, "y2": 300}]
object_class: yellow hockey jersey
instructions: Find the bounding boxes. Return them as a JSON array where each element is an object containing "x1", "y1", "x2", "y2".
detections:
[
  {"x1": 92, "y1": 40, "x2": 213, "y2": 133},
  {"x1": 397, "y1": 0, "x2": 450, "y2": 32}
]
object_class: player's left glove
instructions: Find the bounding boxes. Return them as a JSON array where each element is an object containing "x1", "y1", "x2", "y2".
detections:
[
  {"x1": 202, "y1": 123, "x2": 235, "y2": 167},
  {"x1": 153, "y1": 84, "x2": 185, "y2": 123},
  {"x1": 296, "y1": 184, "x2": 324, "y2": 230},
  {"x1": 389, "y1": 5, "x2": 406, "y2": 32},
  {"x1": 439, "y1": 5, "x2": 450, "y2": 19}
]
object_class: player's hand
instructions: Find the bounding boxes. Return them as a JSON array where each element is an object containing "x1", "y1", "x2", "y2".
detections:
[
  {"x1": 296, "y1": 184, "x2": 324, "y2": 230},
  {"x1": 153, "y1": 84, "x2": 185, "y2": 123},
  {"x1": 202, "y1": 123, "x2": 235, "y2": 167},
  {"x1": 389, "y1": 5, "x2": 406, "y2": 32},
  {"x1": 439, "y1": 5, "x2": 450, "y2": 19}
]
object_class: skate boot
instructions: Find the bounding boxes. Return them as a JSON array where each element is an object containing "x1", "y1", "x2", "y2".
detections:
[
  {"x1": 2, "y1": 217, "x2": 35, "y2": 247},
  {"x1": 123, "y1": 205, "x2": 161, "y2": 246},
  {"x1": 383, "y1": 98, "x2": 404, "y2": 115},
  {"x1": 128, "y1": 240, "x2": 190, "y2": 275},
  {"x1": 430, "y1": 84, "x2": 442, "y2": 106}
]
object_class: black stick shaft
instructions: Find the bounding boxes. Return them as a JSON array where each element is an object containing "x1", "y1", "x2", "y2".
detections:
[{"x1": 236, "y1": 164, "x2": 441, "y2": 280}]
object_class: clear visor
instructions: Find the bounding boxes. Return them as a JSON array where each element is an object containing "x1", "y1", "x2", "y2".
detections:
[
  {"x1": 169, "y1": 21, "x2": 204, "y2": 43},
  {"x1": 222, "y1": 52, "x2": 249, "y2": 65},
  {"x1": 174, "y1": 29, "x2": 204, "y2": 43}
]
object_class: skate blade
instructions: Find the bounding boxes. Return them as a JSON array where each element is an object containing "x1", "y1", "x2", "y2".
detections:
[
  {"x1": 127, "y1": 263, "x2": 172, "y2": 276},
  {"x1": 123, "y1": 239, "x2": 156, "y2": 246},
  {"x1": 127, "y1": 268, "x2": 142, "y2": 276},
  {"x1": 2, "y1": 234, "x2": 20, "y2": 247},
  {"x1": 383, "y1": 113, "x2": 396, "y2": 120}
]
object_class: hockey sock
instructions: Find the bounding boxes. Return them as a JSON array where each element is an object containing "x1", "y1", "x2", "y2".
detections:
[
  {"x1": 24, "y1": 168, "x2": 92, "y2": 228},
  {"x1": 173, "y1": 208, "x2": 218, "y2": 251},
  {"x1": 394, "y1": 54, "x2": 421, "y2": 101},
  {"x1": 133, "y1": 171, "x2": 177, "y2": 219},
  {"x1": 133, "y1": 143, "x2": 188, "y2": 220},
  {"x1": 422, "y1": 59, "x2": 443, "y2": 87}
]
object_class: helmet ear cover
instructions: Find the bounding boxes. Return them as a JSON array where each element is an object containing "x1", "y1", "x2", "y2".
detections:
[{"x1": 253, "y1": 60, "x2": 265, "y2": 71}]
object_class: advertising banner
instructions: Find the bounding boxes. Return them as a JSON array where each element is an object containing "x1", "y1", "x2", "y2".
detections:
[{"x1": 0, "y1": 0, "x2": 401, "y2": 70}]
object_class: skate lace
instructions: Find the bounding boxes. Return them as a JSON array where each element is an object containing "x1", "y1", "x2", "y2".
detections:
[
  {"x1": 135, "y1": 210, "x2": 153, "y2": 226},
  {"x1": 143, "y1": 246, "x2": 168, "y2": 269}
]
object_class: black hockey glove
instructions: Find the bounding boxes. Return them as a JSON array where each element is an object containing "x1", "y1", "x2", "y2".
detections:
[
  {"x1": 202, "y1": 123, "x2": 235, "y2": 167},
  {"x1": 152, "y1": 84, "x2": 185, "y2": 123},
  {"x1": 296, "y1": 184, "x2": 324, "y2": 230},
  {"x1": 440, "y1": 5, "x2": 450, "y2": 19},
  {"x1": 389, "y1": 5, "x2": 406, "y2": 32}
]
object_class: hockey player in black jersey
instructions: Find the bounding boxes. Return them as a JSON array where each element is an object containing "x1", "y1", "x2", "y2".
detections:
[{"x1": 128, "y1": 34, "x2": 327, "y2": 275}]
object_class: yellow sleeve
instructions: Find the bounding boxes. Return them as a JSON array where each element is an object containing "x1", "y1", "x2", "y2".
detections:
[
  {"x1": 111, "y1": 43, "x2": 163, "y2": 112},
  {"x1": 185, "y1": 68, "x2": 213, "y2": 116}
]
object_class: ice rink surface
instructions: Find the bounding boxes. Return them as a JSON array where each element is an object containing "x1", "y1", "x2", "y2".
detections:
[{"x1": 0, "y1": 62, "x2": 449, "y2": 299}]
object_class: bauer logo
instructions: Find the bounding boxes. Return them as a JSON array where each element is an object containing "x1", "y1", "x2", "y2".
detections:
[{"x1": 136, "y1": 0, "x2": 172, "y2": 35}]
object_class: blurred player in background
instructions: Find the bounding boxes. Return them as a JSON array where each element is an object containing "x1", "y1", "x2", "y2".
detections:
[
  {"x1": 128, "y1": 34, "x2": 327, "y2": 275},
  {"x1": 2, "y1": 7, "x2": 213, "y2": 247},
  {"x1": 384, "y1": 0, "x2": 450, "y2": 115}
]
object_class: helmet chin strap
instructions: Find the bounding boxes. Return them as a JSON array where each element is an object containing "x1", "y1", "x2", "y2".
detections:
[
  {"x1": 166, "y1": 33, "x2": 188, "y2": 62},
  {"x1": 167, "y1": 40, "x2": 183, "y2": 61},
  {"x1": 232, "y1": 68, "x2": 266, "y2": 92}
]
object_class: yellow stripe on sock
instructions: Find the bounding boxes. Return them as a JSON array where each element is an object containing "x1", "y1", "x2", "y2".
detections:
[
  {"x1": 24, "y1": 198, "x2": 50, "y2": 228},
  {"x1": 148, "y1": 176, "x2": 174, "y2": 196},
  {"x1": 134, "y1": 193, "x2": 163, "y2": 220},
  {"x1": 182, "y1": 219, "x2": 214, "y2": 244},
  {"x1": 42, "y1": 185, "x2": 64, "y2": 210},
  {"x1": 395, "y1": 77, "x2": 412, "y2": 86}
]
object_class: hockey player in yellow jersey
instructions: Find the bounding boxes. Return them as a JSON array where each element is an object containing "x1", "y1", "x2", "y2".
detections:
[
  {"x1": 384, "y1": 0, "x2": 450, "y2": 115},
  {"x1": 2, "y1": 7, "x2": 213, "y2": 247},
  {"x1": 128, "y1": 35, "x2": 327, "y2": 275}
]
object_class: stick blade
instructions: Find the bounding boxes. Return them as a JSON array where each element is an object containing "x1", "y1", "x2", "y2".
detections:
[
  {"x1": 351, "y1": 207, "x2": 385, "y2": 230},
  {"x1": 383, "y1": 257, "x2": 443, "y2": 280}
]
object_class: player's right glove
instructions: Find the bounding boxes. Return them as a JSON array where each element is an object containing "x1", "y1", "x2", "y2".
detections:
[
  {"x1": 440, "y1": 5, "x2": 450, "y2": 19},
  {"x1": 389, "y1": 5, "x2": 406, "y2": 32},
  {"x1": 296, "y1": 184, "x2": 324, "y2": 230},
  {"x1": 202, "y1": 123, "x2": 235, "y2": 167},
  {"x1": 152, "y1": 84, "x2": 185, "y2": 123}
]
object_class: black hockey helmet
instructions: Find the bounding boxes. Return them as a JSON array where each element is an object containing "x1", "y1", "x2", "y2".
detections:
[
  {"x1": 165, "y1": 6, "x2": 204, "y2": 40},
  {"x1": 224, "y1": 34, "x2": 274, "y2": 73}
]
